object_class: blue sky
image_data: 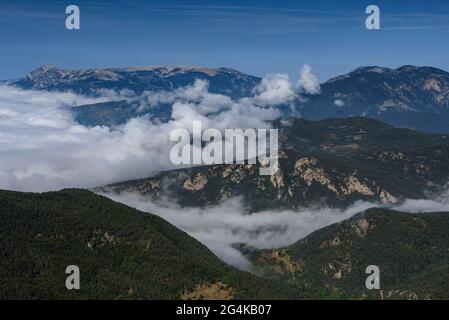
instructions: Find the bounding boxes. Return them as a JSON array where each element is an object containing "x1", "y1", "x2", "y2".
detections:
[{"x1": 1, "y1": 0, "x2": 449, "y2": 81}]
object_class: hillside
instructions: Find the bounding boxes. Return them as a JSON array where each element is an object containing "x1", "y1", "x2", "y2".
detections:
[
  {"x1": 2, "y1": 189, "x2": 449, "y2": 300},
  {"x1": 98, "y1": 117, "x2": 449, "y2": 211},
  {"x1": 299, "y1": 66, "x2": 449, "y2": 133},
  {"x1": 0, "y1": 189, "x2": 294, "y2": 299},
  {"x1": 245, "y1": 208, "x2": 449, "y2": 300}
]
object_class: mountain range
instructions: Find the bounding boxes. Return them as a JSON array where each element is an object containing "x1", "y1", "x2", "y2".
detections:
[
  {"x1": 300, "y1": 66, "x2": 449, "y2": 133},
  {"x1": 7, "y1": 64, "x2": 449, "y2": 133},
  {"x1": 10, "y1": 65, "x2": 258, "y2": 98}
]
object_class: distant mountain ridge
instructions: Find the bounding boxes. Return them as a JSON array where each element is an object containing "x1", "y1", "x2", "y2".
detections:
[
  {"x1": 299, "y1": 65, "x2": 449, "y2": 133},
  {"x1": 11, "y1": 65, "x2": 260, "y2": 98},
  {"x1": 8, "y1": 64, "x2": 449, "y2": 133}
]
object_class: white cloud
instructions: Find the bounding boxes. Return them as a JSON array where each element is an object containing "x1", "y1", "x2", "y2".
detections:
[
  {"x1": 298, "y1": 64, "x2": 321, "y2": 94},
  {"x1": 393, "y1": 187, "x2": 449, "y2": 213},
  {"x1": 334, "y1": 99, "x2": 345, "y2": 107},
  {"x1": 251, "y1": 74, "x2": 297, "y2": 106},
  {"x1": 138, "y1": 79, "x2": 233, "y2": 115}
]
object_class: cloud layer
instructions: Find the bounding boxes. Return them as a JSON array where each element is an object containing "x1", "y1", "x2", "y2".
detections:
[
  {"x1": 104, "y1": 187, "x2": 449, "y2": 271},
  {"x1": 103, "y1": 193, "x2": 373, "y2": 269}
]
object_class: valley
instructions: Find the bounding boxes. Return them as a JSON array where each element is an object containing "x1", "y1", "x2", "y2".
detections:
[{"x1": 1, "y1": 189, "x2": 449, "y2": 299}]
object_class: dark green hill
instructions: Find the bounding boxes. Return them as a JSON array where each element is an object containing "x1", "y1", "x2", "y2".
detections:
[
  {"x1": 278, "y1": 117, "x2": 449, "y2": 153},
  {"x1": 0, "y1": 189, "x2": 294, "y2": 299},
  {"x1": 246, "y1": 208, "x2": 449, "y2": 300}
]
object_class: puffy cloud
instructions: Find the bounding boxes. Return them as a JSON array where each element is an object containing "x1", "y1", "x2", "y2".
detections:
[
  {"x1": 138, "y1": 79, "x2": 233, "y2": 115},
  {"x1": 334, "y1": 99, "x2": 345, "y2": 107},
  {"x1": 298, "y1": 64, "x2": 321, "y2": 94},
  {"x1": 251, "y1": 74, "x2": 297, "y2": 106}
]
